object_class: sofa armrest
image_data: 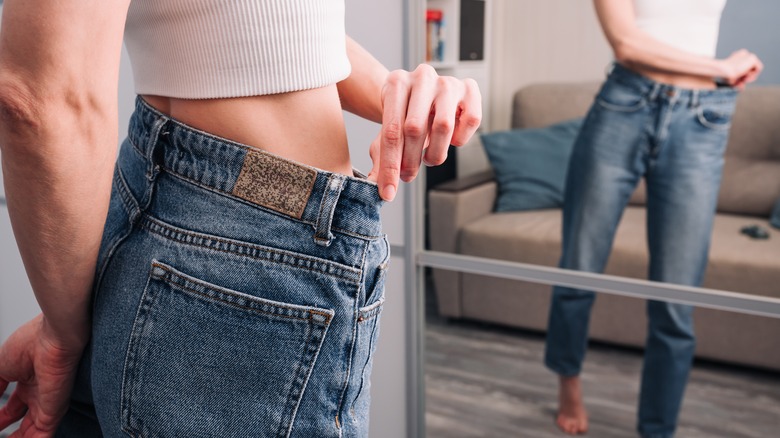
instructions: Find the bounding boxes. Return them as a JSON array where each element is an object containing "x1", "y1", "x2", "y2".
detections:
[
  {"x1": 429, "y1": 174, "x2": 497, "y2": 253},
  {"x1": 428, "y1": 174, "x2": 497, "y2": 318}
]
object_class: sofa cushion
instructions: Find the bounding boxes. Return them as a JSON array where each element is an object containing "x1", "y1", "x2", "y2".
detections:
[
  {"x1": 481, "y1": 118, "x2": 583, "y2": 212},
  {"x1": 719, "y1": 157, "x2": 780, "y2": 217},
  {"x1": 458, "y1": 208, "x2": 780, "y2": 299},
  {"x1": 512, "y1": 83, "x2": 600, "y2": 130}
]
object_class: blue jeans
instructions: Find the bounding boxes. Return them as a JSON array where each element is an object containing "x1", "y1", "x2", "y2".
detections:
[
  {"x1": 56, "y1": 97, "x2": 389, "y2": 437},
  {"x1": 545, "y1": 64, "x2": 737, "y2": 438}
]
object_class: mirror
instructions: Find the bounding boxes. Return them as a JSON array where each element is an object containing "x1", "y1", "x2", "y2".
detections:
[{"x1": 419, "y1": 0, "x2": 780, "y2": 436}]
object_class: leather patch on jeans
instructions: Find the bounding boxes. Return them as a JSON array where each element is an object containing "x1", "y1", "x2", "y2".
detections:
[{"x1": 232, "y1": 150, "x2": 316, "y2": 219}]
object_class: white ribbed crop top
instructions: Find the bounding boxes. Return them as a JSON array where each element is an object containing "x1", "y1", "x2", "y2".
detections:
[
  {"x1": 123, "y1": 0, "x2": 352, "y2": 99},
  {"x1": 634, "y1": 0, "x2": 727, "y2": 57}
]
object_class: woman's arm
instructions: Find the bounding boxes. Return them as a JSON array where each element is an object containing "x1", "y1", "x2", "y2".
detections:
[
  {"x1": 337, "y1": 37, "x2": 386, "y2": 124},
  {"x1": 0, "y1": 0, "x2": 129, "y2": 432},
  {"x1": 338, "y1": 36, "x2": 481, "y2": 201},
  {"x1": 593, "y1": 0, "x2": 761, "y2": 85}
]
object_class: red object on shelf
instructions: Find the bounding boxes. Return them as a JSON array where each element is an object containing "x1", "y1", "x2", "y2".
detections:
[{"x1": 426, "y1": 9, "x2": 443, "y2": 22}]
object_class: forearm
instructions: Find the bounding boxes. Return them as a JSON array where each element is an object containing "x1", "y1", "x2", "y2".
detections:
[
  {"x1": 0, "y1": 79, "x2": 117, "y2": 348},
  {"x1": 611, "y1": 32, "x2": 726, "y2": 79},
  {"x1": 593, "y1": 0, "x2": 728, "y2": 80},
  {"x1": 0, "y1": 0, "x2": 128, "y2": 349},
  {"x1": 337, "y1": 36, "x2": 388, "y2": 123}
]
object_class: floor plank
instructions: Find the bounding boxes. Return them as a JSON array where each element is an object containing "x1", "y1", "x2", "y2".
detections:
[{"x1": 425, "y1": 317, "x2": 780, "y2": 438}]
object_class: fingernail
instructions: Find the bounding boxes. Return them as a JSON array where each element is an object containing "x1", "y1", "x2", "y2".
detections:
[{"x1": 384, "y1": 185, "x2": 397, "y2": 201}]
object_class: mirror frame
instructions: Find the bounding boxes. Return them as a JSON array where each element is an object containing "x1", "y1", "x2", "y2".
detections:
[{"x1": 403, "y1": 1, "x2": 780, "y2": 437}]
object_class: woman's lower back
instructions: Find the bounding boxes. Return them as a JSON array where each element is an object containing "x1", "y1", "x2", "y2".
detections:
[{"x1": 142, "y1": 84, "x2": 354, "y2": 176}]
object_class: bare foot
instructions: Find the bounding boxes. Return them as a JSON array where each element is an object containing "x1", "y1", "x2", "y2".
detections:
[{"x1": 555, "y1": 375, "x2": 589, "y2": 435}]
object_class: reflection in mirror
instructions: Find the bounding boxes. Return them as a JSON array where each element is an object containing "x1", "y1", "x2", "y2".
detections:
[{"x1": 422, "y1": 0, "x2": 780, "y2": 436}]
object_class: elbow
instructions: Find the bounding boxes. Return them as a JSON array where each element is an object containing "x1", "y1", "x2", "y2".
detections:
[
  {"x1": 0, "y1": 78, "x2": 42, "y2": 137},
  {"x1": 0, "y1": 77, "x2": 45, "y2": 156},
  {"x1": 612, "y1": 38, "x2": 639, "y2": 67},
  {"x1": 0, "y1": 73, "x2": 111, "y2": 156}
]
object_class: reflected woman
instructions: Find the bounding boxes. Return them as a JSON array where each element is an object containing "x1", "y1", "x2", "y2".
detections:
[{"x1": 545, "y1": 0, "x2": 761, "y2": 437}]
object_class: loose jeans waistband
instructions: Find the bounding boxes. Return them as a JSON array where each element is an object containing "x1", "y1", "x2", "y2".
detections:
[{"x1": 126, "y1": 96, "x2": 384, "y2": 243}]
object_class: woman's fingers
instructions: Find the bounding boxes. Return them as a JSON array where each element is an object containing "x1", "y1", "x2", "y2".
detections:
[
  {"x1": 450, "y1": 78, "x2": 482, "y2": 148},
  {"x1": 0, "y1": 390, "x2": 27, "y2": 431},
  {"x1": 401, "y1": 65, "x2": 437, "y2": 182},
  {"x1": 378, "y1": 71, "x2": 411, "y2": 201},
  {"x1": 373, "y1": 67, "x2": 482, "y2": 201},
  {"x1": 424, "y1": 79, "x2": 458, "y2": 166}
]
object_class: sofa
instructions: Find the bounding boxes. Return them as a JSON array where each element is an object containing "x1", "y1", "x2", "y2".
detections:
[{"x1": 428, "y1": 82, "x2": 780, "y2": 371}]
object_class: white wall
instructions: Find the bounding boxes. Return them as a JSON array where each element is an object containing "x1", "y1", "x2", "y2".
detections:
[
  {"x1": 488, "y1": 0, "x2": 612, "y2": 132},
  {"x1": 717, "y1": 0, "x2": 780, "y2": 85}
]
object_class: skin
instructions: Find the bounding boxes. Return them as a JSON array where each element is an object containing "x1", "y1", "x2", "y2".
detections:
[
  {"x1": 0, "y1": 1, "x2": 481, "y2": 436},
  {"x1": 553, "y1": 1, "x2": 764, "y2": 436}
]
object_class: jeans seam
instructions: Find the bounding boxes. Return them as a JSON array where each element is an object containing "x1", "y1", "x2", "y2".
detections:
[
  {"x1": 115, "y1": 167, "x2": 141, "y2": 221},
  {"x1": 334, "y1": 239, "x2": 370, "y2": 430},
  {"x1": 161, "y1": 168, "x2": 383, "y2": 241},
  {"x1": 120, "y1": 274, "x2": 157, "y2": 438},
  {"x1": 140, "y1": 215, "x2": 362, "y2": 284}
]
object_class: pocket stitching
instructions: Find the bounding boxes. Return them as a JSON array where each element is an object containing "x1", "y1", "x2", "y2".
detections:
[
  {"x1": 596, "y1": 96, "x2": 647, "y2": 112},
  {"x1": 151, "y1": 261, "x2": 334, "y2": 324},
  {"x1": 696, "y1": 106, "x2": 732, "y2": 130},
  {"x1": 350, "y1": 298, "x2": 384, "y2": 416},
  {"x1": 357, "y1": 297, "x2": 385, "y2": 324},
  {"x1": 141, "y1": 214, "x2": 362, "y2": 284}
]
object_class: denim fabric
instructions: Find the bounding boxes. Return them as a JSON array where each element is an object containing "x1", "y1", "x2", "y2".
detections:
[
  {"x1": 544, "y1": 64, "x2": 737, "y2": 438},
  {"x1": 56, "y1": 97, "x2": 389, "y2": 438}
]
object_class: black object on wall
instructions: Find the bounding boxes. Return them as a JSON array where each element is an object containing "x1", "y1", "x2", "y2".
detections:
[
  {"x1": 459, "y1": 0, "x2": 485, "y2": 61},
  {"x1": 425, "y1": 146, "x2": 457, "y2": 249}
]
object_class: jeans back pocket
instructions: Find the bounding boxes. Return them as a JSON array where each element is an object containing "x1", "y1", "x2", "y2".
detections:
[{"x1": 120, "y1": 261, "x2": 334, "y2": 438}]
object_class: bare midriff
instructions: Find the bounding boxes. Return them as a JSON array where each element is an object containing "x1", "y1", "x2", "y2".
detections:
[
  {"x1": 629, "y1": 65, "x2": 718, "y2": 90},
  {"x1": 142, "y1": 84, "x2": 354, "y2": 176}
]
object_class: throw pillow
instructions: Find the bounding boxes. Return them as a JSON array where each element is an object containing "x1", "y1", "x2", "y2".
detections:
[
  {"x1": 771, "y1": 197, "x2": 780, "y2": 229},
  {"x1": 481, "y1": 118, "x2": 583, "y2": 212}
]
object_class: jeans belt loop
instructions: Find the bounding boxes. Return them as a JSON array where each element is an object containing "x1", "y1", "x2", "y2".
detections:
[
  {"x1": 144, "y1": 116, "x2": 170, "y2": 182},
  {"x1": 648, "y1": 83, "x2": 662, "y2": 102},
  {"x1": 313, "y1": 173, "x2": 347, "y2": 247},
  {"x1": 605, "y1": 61, "x2": 616, "y2": 77},
  {"x1": 690, "y1": 89, "x2": 700, "y2": 108},
  {"x1": 138, "y1": 116, "x2": 170, "y2": 211}
]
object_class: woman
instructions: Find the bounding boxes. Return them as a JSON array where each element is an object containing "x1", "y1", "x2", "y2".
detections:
[
  {"x1": 0, "y1": 1, "x2": 480, "y2": 436},
  {"x1": 545, "y1": 0, "x2": 761, "y2": 437}
]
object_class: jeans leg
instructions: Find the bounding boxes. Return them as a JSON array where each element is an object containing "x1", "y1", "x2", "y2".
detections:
[
  {"x1": 638, "y1": 301, "x2": 695, "y2": 438},
  {"x1": 637, "y1": 97, "x2": 732, "y2": 438},
  {"x1": 545, "y1": 99, "x2": 648, "y2": 376}
]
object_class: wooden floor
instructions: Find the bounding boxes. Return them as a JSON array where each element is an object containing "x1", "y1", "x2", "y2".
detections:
[{"x1": 425, "y1": 317, "x2": 780, "y2": 438}]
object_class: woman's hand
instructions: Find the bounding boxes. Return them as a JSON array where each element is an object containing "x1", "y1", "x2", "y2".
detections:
[
  {"x1": 0, "y1": 314, "x2": 83, "y2": 437},
  {"x1": 719, "y1": 49, "x2": 764, "y2": 89},
  {"x1": 367, "y1": 64, "x2": 482, "y2": 201}
]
